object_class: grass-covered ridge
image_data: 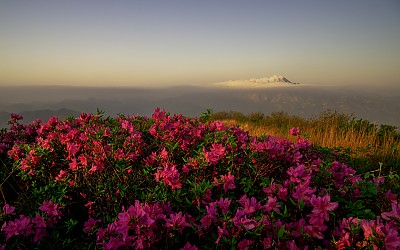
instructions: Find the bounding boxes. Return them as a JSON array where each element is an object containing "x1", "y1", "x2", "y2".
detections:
[{"x1": 0, "y1": 109, "x2": 399, "y2": 249}]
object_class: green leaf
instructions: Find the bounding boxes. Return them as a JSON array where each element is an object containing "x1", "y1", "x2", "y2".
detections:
[{"x1": 277, "y1": 225, "x2": 286, "y2": 238}]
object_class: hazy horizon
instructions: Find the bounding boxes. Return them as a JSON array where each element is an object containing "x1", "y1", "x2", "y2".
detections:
[
  {"x1": 1, "y1": 1, "x2": 399, "y2": 88},
  {"x1": 1, "y1": 84, "x2": 400, "y2": 129}
]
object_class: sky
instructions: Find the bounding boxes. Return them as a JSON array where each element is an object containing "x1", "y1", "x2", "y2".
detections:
[{"x1": 0, "y1": 0, "x2": 399, "y2": 87}]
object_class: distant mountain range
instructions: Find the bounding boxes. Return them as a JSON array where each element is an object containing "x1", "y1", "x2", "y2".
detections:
[{"x1": 1, "y1": 83, "x2": 399, "y2": 128}]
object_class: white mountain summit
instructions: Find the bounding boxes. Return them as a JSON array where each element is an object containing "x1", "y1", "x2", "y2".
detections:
[{"x1": 215, "y1": 75, "x2": 299, "y2": 88}]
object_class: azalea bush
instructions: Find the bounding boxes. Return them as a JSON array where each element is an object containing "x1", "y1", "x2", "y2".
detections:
[{"x1": 0, "y1": 109, "x2": 399, "y2": 249}]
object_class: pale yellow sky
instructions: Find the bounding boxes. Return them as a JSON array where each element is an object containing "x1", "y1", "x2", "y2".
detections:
[{"x1": 1, "y1": 1, "x2": 399, "y2": 87}]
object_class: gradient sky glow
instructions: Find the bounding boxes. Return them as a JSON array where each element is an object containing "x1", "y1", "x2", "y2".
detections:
[{"x1": 1, "y1": 0, "x2": 399, "y2": 87}]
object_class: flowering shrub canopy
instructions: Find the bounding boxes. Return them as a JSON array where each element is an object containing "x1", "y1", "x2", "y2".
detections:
[{"x1": 0, "y1": 109, "x2": 399, "y2": 249}]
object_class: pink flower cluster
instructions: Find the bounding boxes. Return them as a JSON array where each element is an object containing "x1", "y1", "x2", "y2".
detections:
[
  {"x1": 1, "y1": 201, "x2": 63, "y2": 243},
  {"x1": 95, "y1": 200, "x2": 193, "y2": 249},
  {"x1": 204, "y1": 143, "x2": 226, "y2": 165},
  {"x1": 92, "y1": 163, "x2": 348, "y2": 249},
  {"x1": 334, "y1": 208, "x2": 400, "y2": 250},
  {"x1": 0, "y1": 109, "x2": 399, "y2": 249}
]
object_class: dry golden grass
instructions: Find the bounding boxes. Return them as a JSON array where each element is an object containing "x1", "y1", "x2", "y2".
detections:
[{"x1": 222, "y1": 119, "x2": 400, "y2": 161}]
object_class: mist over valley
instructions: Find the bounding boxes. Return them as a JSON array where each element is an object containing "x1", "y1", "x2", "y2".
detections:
[{"x1": 1, "y1": 83, "x2": 399, "y2": 128}]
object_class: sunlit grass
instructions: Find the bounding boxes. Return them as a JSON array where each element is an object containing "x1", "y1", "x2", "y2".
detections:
[{"x1": 213, "y1": 110, "x2": 400, "y2": 172}]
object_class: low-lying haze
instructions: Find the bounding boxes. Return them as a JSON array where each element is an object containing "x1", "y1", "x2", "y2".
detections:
[{"x1": 1, "y1": 83, "x2": 399, "y2": 128}]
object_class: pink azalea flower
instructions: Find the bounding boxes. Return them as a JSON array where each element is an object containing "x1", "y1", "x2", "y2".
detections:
[
  {"x1": 204, "y1": 143, "x2": 226, "y2": 165},
  {"x1": 84, "y1": 217, "x2": 101, "y2": 232},
  {"x1": 104, "y1": 236, "x2": 124, "y2": 250},
  {"x1": 335, "y1": 231, "x2": 351, "y2": 250},
  {"x1": 286, "y1": 240, "x2": 301, "y2": 250},
  {"x1": 310, "y1": 194, "x2": 338, "y2": 222},
  {"x1": 204, "y1": 151, "x2": 219, "y2": 164},
  {"x1": 182, "y1": 164, "x2": 190, "y2": 174},
  {"x1": 385, "y1": 190, "x2": 398, "y2": 204},
  {"x1": 213, "y1": 120, "x2": 228, "y2": 131},
  {"x1": 20, "y1": 158, "x2": 30, "y2": 172},
  {"x1": 120, "y1": 119, "x2": 134, "y2": 132},
  {"x1": 55, "y1": 170, "x2": 68, "y2": 181},
  {"x1": 1, "y1": 215, "x2": 33, "y2": 240},
  {"x1": 213, "y1": 172, "x2": 236, "y2": 193},
  {"x1": 151, "y1": 107, "x2": 165, "y2": 120},
  {"x1": 32, "y1": 215, "x2": 47, "y2": 243},
  {"x1": 217, "y1": 197, "x2": 231, "y2": 214},
  {"x1": 292, "y1": 180, "x2": 316, "y2": 202},
  {"x1": 155, "y1": 162, "x2": 182, "y2": 190},
  {"x1": 69, "y1": 158, "x2": 78, "y2": 171},
  {"x1": 103, "y1": 127, "x2": 111, "y2": 137},
  {"x1": 10, "y1": 113, "x2": 23, "y2": 121},
  {"x1": 382, "y1": 202, "x2": 400, "y2": 221},
  {"x1": 265, "y1": 196, "x2": 280, "y2": 213},
  {"x1": 149, "y1": 125, "x2": 157, "y2": 136},
  {"x1": 290, "y1": 219, "x2": 306, "y2": 238},
  {"x1": 113, "y1": 201, "x2": 155, "y2": 243},
  {"x1": 114, "y1": 148, "x2": 125, "y2": 161},
  {"x1": 291, "y1": 151, "x2": 303, "y2": 163},
  {"x1": 127, "y1": 200, "x2": 155, "y2": 226},
  {"x1": 305, "y1": 223, "x2": 327, "y2": 239},
  {"x1": 1, "y1": 221, "x2": 18, "y2": 240},
  {"x1": 166, "y1": 212, "x2": 190, "y2": 233},
  {"x1": 261, "y1": 237, "x2": 273, "y2": 249},
  {"x1": 180, "y1": 242, "x2": 198, "y2": 250},
  {"x1": 373, "y1": 176, "x2": 385, "y2": 186},
  {"x1": 66, "y1": 142, "x2": 80, "y2": 156},
  {"x1": 79, "y1": 132, "x2": 88, "y2": 141},
  {"x1": 32, "y1": 214, "x2": 46, "y2": 228},
  {"x1": 39, "y1": 200, "x2": 63, "y2": 218},
  {"x1": 48, "y1": 116, "x2": 58, "y2": 125},
  {"x1": 2, "y1": 204, "x2": 15, "y2": 215},
  {"x1": 238, "y1": 195, "x2": 262, "y2": 214},
  {"x1": 295, "y1": 137, "x2": 312, "y2": 149},
  {"x1": 221, "y1": 172, "x2": 236, "y2": 193},
  {"x1": 90, "y1": 157, "x2": 105, "y2": 172},
  {"x1": 232, "y1": 209, "x2": 245, "y2": 227},
  {"x1": 360, "y1": 219, "x2": 375, "y2": 239},
  {"x1": 160, "y1": 148, "x2": 168, "y2": 161},
  {"x1": 215, "y1": 223, "x2": 229, "y2": 244},
  {"x1": 239, "y1": 216, "x2": 258, "y2": 230},
  {"x1": 308, "y1": 213, "x2": 325, "y2": 227},
  {"x1": 287, "y1": 164, "x2": 309, "y2": 184},
  {"x1": 263, "y1": 182, "x2": 278, "y2": 196},
  {"x1": 90, "y1": 164, "x2": 102, "y2": 173},
  {"x1": 210, "y1": 143, "x2": 226, "y2": 156},
  {"x1": 78, "y1": 154, "x2": 88, "y2": 167},
  {"x1": 383, "y1": 223, "x2": 400, "y2": 250},
  {"x1": 200, "y1": 205, "x2": 217, "y2": 227},
  {"x1": 277, "y1": 186, "x2": 288, "y2": 200},
  {"x1": 330, "y1": 161, "x2": 359, "y2": 188},
  {"x1": 202, "y1": 189, "x2": 213, "y2": 203},
  {"x1": 238, "y1": 239, "x2": 253, "y2": 250},
  {"x1": 289, "y1": 127, "x2": 300, "y2": 136}
]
